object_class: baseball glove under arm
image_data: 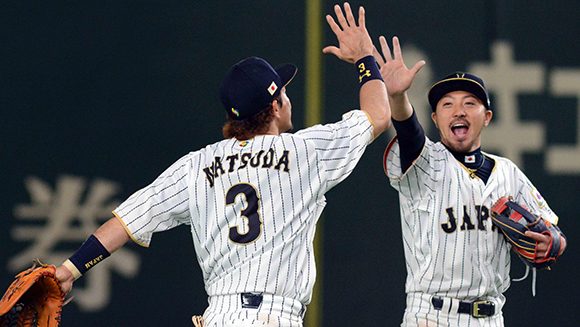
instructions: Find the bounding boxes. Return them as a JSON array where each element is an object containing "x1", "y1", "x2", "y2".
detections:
[
  {"x1": 0, "y1": 259, "x2": 65, "y2": 327},
  {"x1": 491, "y1": 196, "x2": 565, "y2": 269}
]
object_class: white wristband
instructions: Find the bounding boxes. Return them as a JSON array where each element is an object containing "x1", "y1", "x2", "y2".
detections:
[{"x1": 63, "y1": 259, "x2": 82, "y2": 280}]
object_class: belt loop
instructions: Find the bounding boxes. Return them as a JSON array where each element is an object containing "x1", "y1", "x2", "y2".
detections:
[
  {"x1": 440, "y1": 297, "x2": 452, "y2": 313},
  {"x1": 448, "y1": 297, "x2": 458, "y2": 314},
  {"x1": 240, "y1": 292, "x2": 263, "y2": 309},
  {"x1": 299, "y1": 304, "x2": 306, "y2": 318},
  {"x1": 430, "y1": 296, "x2": 443, "y2": 310}
]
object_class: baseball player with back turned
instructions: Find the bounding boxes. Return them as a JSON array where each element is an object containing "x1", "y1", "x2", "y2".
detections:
[
  {"x1": 52, "y1": 3, "x2": 390, "y2": 326},
  {"x1": 374, "y1": 36, "x2": 567, "y2": 326}
]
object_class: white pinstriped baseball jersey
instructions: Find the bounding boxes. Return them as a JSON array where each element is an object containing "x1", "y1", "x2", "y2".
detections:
[
  {"x1": 384, "y1": 137, "x2": 558, "y2": 308},
  {"x1": 114, "y1": 110, "x2": 373, "y2": 306}
]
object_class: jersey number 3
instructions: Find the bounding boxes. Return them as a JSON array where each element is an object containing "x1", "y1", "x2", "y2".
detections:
[{"x1": 226, "y1": 183, "x2": 262, "y2": 244}]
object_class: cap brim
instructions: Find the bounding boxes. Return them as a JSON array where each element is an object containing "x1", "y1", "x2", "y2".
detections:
[
  {"x1": 276, "y1": 64, "x2": 298, "y2": 88},
  {"x1": 428, "y1": 78, "x2": 490, "y2": 110}
]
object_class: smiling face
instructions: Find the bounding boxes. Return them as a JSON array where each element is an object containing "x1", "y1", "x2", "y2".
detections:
[{"x1": 431, "y1": 90, "x2": 493, "y2": 153}]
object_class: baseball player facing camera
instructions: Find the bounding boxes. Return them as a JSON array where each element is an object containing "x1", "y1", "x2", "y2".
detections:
[
  {"x1": 51, "y1": 3, "x2": 390, "y2": 326},
  {"x1": 375, "y1": 36, "x2": 567, "y2": 326}
]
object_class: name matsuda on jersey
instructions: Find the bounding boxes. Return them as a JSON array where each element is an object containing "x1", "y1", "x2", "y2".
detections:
[{"x1": 203, "y1": 149, "x2": 290, "y2": 187}]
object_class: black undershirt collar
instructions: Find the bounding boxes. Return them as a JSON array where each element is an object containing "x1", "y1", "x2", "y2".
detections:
[
  {"x1": 444, "y1": 145, "x2": 495, "y2": 184},
  {"x1": 447, "y1": 146, "x2": 484, "y2": 169}
]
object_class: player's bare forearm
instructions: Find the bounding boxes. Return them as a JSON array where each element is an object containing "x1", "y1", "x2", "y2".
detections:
[
  {"x1": 94, "y1": 216, "x2": 131, "y2": 253},
  {"x1": 359, "y1": 79, "x2": 391, "y2": 137},
  {"x1": 388, "y1": 92, "x2": 414, "y2": 121},
  {"x1": 55, "y1": 217, "x2": 130, "y2": 294}
]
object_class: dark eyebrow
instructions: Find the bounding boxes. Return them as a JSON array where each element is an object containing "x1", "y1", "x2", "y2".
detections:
[{"x1": 463, "y1": 95, "x2": 481, "y2": 102}]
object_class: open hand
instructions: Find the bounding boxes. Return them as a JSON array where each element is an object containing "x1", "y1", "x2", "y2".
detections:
[
  {"x1": 373, "y1": 36, "x2": 425, "y2": 97},
  {"x1": 323, "y1": 2, "x2": 374, "y2": 64}
]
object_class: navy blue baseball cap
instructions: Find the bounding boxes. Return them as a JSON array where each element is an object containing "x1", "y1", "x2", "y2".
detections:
[
  {"x1": 428, "y1": 72, "x2": 491, "y2": 111},
  {"x1": 219, "y1": 57, "x2": 297, "y2": 120}
]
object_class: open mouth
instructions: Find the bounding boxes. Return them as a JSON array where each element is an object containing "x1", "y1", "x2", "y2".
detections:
[{"x1": 451, "y1": 122, "x2": 469, "y2": 137}]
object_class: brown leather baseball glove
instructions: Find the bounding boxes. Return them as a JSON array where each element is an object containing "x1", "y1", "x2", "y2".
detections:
[{"x1": 0, "y1": 259, "x2": 65, "y2": 327}]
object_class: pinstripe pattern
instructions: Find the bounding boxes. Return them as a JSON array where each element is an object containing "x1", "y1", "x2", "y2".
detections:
[
  {"x1": 113, "y1": 110, "x2": 373, "y2": 323},
  {"x1": 203, "y1": 294, "x2": 304, "y2": 327},
  {"x1": 384, "y1": 137, "x2": 559, "y2": 325}
]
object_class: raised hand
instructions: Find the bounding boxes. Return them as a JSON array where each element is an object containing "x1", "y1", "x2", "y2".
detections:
[
  {"x1": 323, "y1": 2, "x2": 374, "y2": 64},
  {"x1": 374, "y1": 36, "x2": 425, "y2": 97}
]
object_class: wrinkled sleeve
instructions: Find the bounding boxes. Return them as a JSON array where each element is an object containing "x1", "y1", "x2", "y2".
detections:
[
  {"x1": 383, "y1": 136, "x2": 435, "y2": 201},
  {"x1": 113, "y1": 154, "x2": 193, "y2": 247},
  {"x1": 295, "y1": 110, "x2": 374, "y2": 192}
]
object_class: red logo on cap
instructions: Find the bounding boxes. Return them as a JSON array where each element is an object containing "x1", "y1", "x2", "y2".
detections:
[{"x1": 268, "y1": 82, "x2": 278, "y2": 95}]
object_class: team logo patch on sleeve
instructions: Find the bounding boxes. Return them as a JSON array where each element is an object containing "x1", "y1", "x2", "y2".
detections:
[{"x1": 531, "y1": 187, "x2": 547, "y2": 209}]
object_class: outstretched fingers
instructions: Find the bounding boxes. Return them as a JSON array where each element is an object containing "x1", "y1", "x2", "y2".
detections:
[
  {"x1": 380, "y1": 35, "x2": 426, "y2": 76},
  {"x1": 322, "y1": 13, "x2": 342, "y2": 56},
  {"x1": 356, "y1": 6, "x2": 367, "y2": 31},
  {"x1": 410, "y1": 60, "x2": 427, "y2": 76},
  {"x1": 344, "y1": 2, "x2": 357, "y2": 27},
  {"x1": 325, "y1": 14, "x2": 342, "y2": 36},
  {"x1": 323, "y1": 2, "x2": 373, "y2": 63},
  {"x1": 392, "y1": 36, "x2": 403, "y2": 60},
  {"x1": 379, "y1": 36, "x2": 393, "y2": 61},
  {"x1": 373, "y1": 46, "x2": 385, "y2": 66},
  {"x1": 322, "y1": 45, "x2": 340, "y2": 56},
  {"x1": 333, "y1": 3, "x2": 350, "y2": 30}
]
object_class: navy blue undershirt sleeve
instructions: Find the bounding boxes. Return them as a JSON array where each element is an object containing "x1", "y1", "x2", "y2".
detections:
[{"x1": 392, "y1": 110, "x2": 426, "y2": 173}]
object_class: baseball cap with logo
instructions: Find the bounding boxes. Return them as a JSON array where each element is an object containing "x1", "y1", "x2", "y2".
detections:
[
  {"x1": 219, "y1": 57, "x2": 298, "y2": 120},
  {"x1": 428, "y1": 72, "x2": 491, "y2": 111}
]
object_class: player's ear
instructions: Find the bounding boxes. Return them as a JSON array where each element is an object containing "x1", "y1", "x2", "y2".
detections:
[
  {"x1": 431, "y1": 112, "x2": 438, "y2": 128},
  {"x1": 271, "y1": 99, "x2": 281, "y2": 118},
  {"x1": 270, "y1": 99, "x2": 282, "y2": 118},
  {"x1": 271, "y1": 96, "x2": 283, "y2": 114},
  {"x1": 484, "y1": 110, "x2": 493, "y2": 126}
]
